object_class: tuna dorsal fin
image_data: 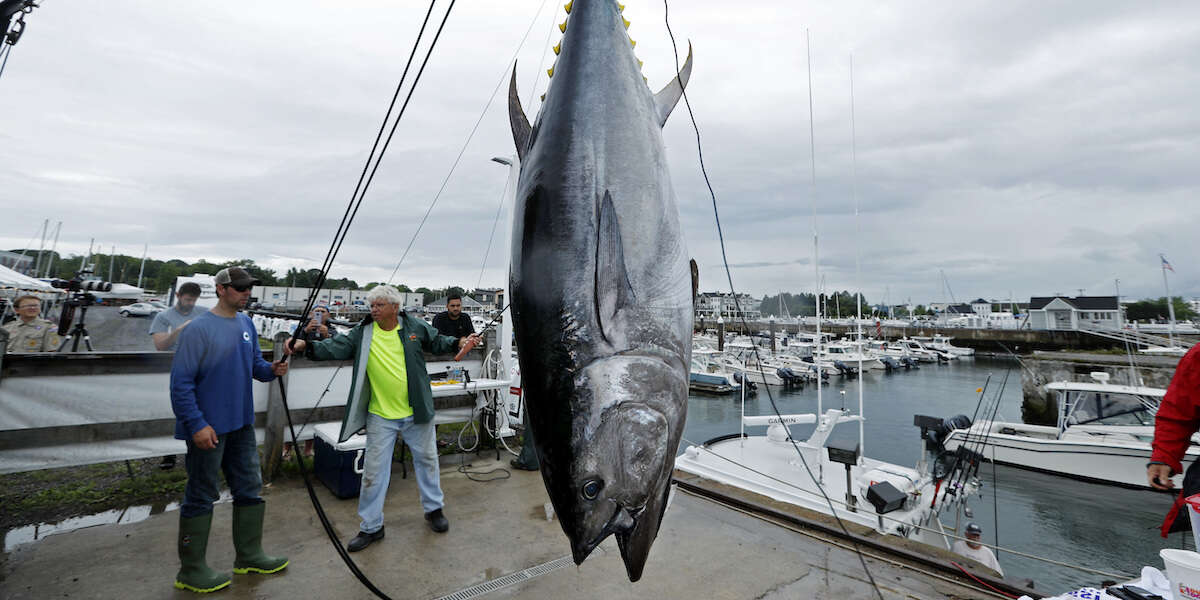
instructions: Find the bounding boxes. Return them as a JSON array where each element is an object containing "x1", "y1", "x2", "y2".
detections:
[
  {"x1": 690, "y1": 258, "x2": 699, "y2": 306},
  {"x1": 596, "y1": 190, "x2": 636, "y2": 342},
  {"x1": 652, "y1": 41, "x2": 693, "y2": 127},
  {"x1": 508, "y1": 64, "x2": 532, "y2": 160}
]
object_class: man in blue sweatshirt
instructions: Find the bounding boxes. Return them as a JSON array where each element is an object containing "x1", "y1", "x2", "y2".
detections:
[{"x1": 169, "y1": 267, "x2": 289, "y2": 593}]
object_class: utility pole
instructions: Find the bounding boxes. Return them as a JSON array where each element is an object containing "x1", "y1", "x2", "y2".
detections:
[
  {"x1": 80, "y1": 238, "x2": 94, "y2": 271},
  {"x1": 108, "y1": 245, "x2": 116, "y2": 282}
]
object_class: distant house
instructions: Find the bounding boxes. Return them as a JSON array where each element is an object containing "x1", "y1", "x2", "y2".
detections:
[
  {"x1": 427, "y1": 295, "x2": 485, "y2": 316},
  {"x1": 695, "y1": 292, "x2": 762, "y2": 321},
  {"x1": 1027, "y1": 296, "x2": 1122, "y2": 331},
  {"x1": 470, "y1": 288, "x2": 504, "y2": 311},
  {"x1": 0, "y1": 250, "x2": 34, "y2": 274}
]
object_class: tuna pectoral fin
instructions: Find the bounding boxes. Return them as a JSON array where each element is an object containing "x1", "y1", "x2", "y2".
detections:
[
  {"x1": 508, "y1": 64, "x2": 532, "y2": 160},
  {"x1": 596, "y1": 191, "x2": 636, "y2": 342},
  {"x1": 615, "y1": 479, "x2": 672, "y2": 582},
  {"x1": 652, "y1": 41, "x2": 694, "y2": 127}
]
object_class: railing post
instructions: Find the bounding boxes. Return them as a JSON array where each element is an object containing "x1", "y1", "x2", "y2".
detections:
[{"x1": 262, "y1": 332, "x2": 290, "y2": 483}]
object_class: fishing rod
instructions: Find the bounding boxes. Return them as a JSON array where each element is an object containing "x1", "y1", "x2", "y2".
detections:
[{"x1": 452, "y1": 301, "x2": 509, "y2": 361}]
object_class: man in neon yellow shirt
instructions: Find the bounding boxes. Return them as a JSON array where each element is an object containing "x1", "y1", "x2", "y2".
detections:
[{"x1": 290, "y1": 285, "x2": 480, "y2": 552}]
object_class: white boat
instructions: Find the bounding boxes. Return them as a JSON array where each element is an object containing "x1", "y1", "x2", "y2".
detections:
[
  {"x1": 892, "y1": 339, "x2": 945, "y2": 362},
  {"x1": 676, "y1": 408, "x2": 979, "y2": 549},
  {"x1": 818, "y1": 341, "x2": 886, "y2": 370},
  {"x1": 915, "y1": 335, "x2": 974, "y2": 357},
  {"x1": 941, "y1": 373, "x2": 1184, "y2": 489}
]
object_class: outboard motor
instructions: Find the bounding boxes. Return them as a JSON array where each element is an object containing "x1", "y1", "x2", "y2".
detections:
[
  {"x1": 879, "y1": 356, "x2": 900, "y2": 371},
  {"x1": 832, "y1": 360, "x2": 858, "y2": 378},
  {"x1": 900, "y1": 356, "x2": 919, "y2": 369},
  {"x1": 915, "y1": 414, "x2": 972, "y2": 453},
  {"x1": 775, "y1": 366, "x2": 804, "y2": 387},
  {"x1": 936, "y1": 352, "x2": 949, "y2": 363}
]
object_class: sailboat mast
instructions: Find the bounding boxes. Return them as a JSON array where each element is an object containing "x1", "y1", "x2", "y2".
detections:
[
  {"x1": 1162, "y1": 255, "x2": 1176, "y2": 348},
  {"x1": 851, "y1": 54, "x2": 864, "y2": 458},
  {"x1": 806, "y1": 29, "x2": 821, "y2": 417}
]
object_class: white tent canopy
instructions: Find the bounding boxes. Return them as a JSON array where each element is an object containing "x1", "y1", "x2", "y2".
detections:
[{"x1": 0, "y1": 264, "x2": 58, "y2": 291}]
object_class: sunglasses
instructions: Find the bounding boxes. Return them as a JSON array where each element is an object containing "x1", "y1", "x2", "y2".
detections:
[{"x1": 224, "y1": 283, "x2": 252, "y2": 292}]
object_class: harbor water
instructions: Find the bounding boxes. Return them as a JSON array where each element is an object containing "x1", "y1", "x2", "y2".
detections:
[{"x1": 681, "y1": 356, "x2": 1184, "y2": 592}]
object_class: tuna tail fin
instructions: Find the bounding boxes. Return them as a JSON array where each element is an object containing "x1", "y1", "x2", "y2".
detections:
[
  {"x1": 596, "y1": 190, "x2": 636, "y2": 343},
  {"x1": 652, "y1": 41, "x2": 694, "y2": 127},
  {"x1": 508, "y1": 63, "x2": 532, "y2": 160}
]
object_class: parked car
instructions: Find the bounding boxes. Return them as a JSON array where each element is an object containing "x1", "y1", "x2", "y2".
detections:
[
  {"x1": 148, "y1": 300, "x2": 168, "y2": 311},
  {"x1": 120, "y1": 302, "x2": 162, "y2": 317}
]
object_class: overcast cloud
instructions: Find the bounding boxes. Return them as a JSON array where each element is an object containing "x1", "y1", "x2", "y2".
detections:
[{"x1": 1, "y1": 1, "x2": 1197, "y2": 305}]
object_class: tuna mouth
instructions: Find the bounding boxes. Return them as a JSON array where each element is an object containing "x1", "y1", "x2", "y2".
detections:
[{"x1": 571, "y1": 502, "x2": 646, "y2": 565}]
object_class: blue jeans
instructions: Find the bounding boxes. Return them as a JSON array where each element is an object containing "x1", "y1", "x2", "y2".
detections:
[
  {"x1": 181, "y1": 424, "x2": 263, "y2": 518},
  {"x1": 358, "y1": 413, "x2": 444, "y2": 534}
]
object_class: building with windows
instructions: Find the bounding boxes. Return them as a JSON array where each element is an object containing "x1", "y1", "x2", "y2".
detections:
[
  {"x1": 470, "y1": 288, "x2": 504, "y2": 312},
  {"x1": 1027, "y1": 296, "x2": 1122, "y2": 331},
  {"x1": 695, "y1": 292, "x2": 762, "y2": 321},
  {"x1": 251, "y1": 286, "x2": 423, "y2": 313},
  {"x1": 427, "y1": 295, "x2": 486, "y2": 316},
  {"x1": 0, "y1": 250, "x2": 34, "y2": 274}
]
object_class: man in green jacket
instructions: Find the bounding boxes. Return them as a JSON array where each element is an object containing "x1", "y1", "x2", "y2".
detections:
[{"x1": 288, "y1": 285, "x2": 479, "y2": 552}]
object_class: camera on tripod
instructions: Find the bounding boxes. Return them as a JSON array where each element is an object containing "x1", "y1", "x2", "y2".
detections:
[{"x1": 51, "y1": 268, "x2": 111, "y2": 351}]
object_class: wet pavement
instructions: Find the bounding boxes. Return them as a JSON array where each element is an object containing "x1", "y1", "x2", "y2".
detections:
[{"x1": 1, "y1": 454, "x2": 998, "y2": 600}]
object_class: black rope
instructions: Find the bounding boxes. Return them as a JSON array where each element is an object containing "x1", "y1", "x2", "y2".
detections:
[
  {"x1": 0, "y1": 42, "x2": 12, "y2": 83},
  {"x1": 386, "y1": 0, "x2": 553, "y2": 284},
  {"x1": 663, "y1": 2, "x2": 884, "y2": 597},
  {"x1": 293, "y1": 0, "x2": 441, "y2": 329},
  {"x1": 271, "y1": 2, "x2": 457, "y2": 598}
]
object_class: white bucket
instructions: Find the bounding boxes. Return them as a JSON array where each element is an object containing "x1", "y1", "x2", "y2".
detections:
[
  {"x1": 1188, "y1": 494, "x2": 1200, "y2": 544},
  {"x1": 1161, "y1": 548, "x2": 1200, "y2": 600}
]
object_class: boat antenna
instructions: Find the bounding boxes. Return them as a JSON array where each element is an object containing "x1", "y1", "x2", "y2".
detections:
[{"x1": 850, "y1": 53, "x2": 864, "y2": 457}]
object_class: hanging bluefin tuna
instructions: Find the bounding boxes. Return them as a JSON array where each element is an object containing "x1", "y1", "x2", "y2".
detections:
[{"x1": 506, "y1": 0, "x2": 695, "y2": 583}]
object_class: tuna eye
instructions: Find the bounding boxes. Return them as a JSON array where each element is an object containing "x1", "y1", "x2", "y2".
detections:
[{"x1": 581, "y1": 479, "x2": 603, "y2": 500}]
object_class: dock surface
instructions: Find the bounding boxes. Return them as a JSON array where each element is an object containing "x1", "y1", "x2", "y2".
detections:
[{"x1": 3, "y1": 454, "x2": 1002, "y2": 599}]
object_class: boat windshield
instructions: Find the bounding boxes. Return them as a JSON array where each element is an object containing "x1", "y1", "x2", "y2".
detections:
[{"x1": 1065, "y1": 391, "x2": 1156, "y2": 427}]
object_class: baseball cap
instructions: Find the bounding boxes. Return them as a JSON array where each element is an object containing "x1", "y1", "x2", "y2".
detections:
[
  {"x1": 214, "y1": 267, "x2": 261, "y2": 288},
  {"x1": 965, "y1": 522, "x2": 982, "y2": 535}
]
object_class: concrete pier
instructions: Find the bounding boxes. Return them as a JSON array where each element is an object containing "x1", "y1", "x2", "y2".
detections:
[
  {"x1": 1020, "y1": 351, "x2": 1181, "y2": 425},
  {"x1": 2, "y1": 455, "x2": 1011, "y2": 599}
]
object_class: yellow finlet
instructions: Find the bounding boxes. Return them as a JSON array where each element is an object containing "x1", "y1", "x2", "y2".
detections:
[
  {"x1": 637, "y1": 59, "x2": 644, "y2": 68},
  {"x1": 559, "y1": 19, "x2": 567, "y2": 33},
  {"x1": 547, "y1": 65, "x2": 555, "y2": 77},
  {"x1": 618, "y1": 3, "x2": 625, "y2": 12},
  {"x1": 564, "y1": 1, "x2": 573, "y2": 14},
  {"x1": 643, "y1": 75, "x2": 648, "y2": 84},
  {"x1": 541, "y1": 93, "x2": 546, "y2": 101},
  {"x1": 623, "y1": 17, "x2": 630, "y2": 29},
  {"x1": 630, "y1": 39, "x2": 636, "y2": 48},
  {"x1": 554, "y1": 42, "x2": 561, "y2": 55}
]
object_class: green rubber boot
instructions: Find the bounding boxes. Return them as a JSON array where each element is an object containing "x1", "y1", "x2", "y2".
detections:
[
  {"x1": 175, "y1": 512, "x2": 232, "y2": 593},
  {"x1": 232, "y1": 503, "x2": 289, "y2": 575}
]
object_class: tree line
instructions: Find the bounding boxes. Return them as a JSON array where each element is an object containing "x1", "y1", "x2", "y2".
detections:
[
  {"x1": 758, "y1": 291, "x2": 873, "y2": 318},
  {"x1": 7, "y1": 249, "x2": 484, "y2": 305}
]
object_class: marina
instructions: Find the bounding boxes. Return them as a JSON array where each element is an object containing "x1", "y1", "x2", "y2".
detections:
[{"x1": 2, "y1": 1, "x2": 1200, "y2": 599}]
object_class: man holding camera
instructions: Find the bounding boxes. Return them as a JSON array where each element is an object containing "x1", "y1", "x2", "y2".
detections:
[
  {"x1": 2, "y1": 295, "x2": 60, "y2": 353},
  {"x1": 150, "y1": 282, "x2": 208, "y2": 351},
  {"x1": 169, "y1": 267, "x2": 289, "y2": 593}
]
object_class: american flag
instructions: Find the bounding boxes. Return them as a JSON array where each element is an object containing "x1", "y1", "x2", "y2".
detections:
[{"x1": 1161, "y1": 254, "x2": 1175, "y2": 273}]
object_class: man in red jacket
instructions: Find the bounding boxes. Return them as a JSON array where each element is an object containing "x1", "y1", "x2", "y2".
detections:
[{"x1": 1148, "y1": 345, "x2": 1200, "y2": 536}]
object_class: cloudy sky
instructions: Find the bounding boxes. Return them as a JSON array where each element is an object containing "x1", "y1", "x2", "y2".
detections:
[{"x1": 1, "y1": 1, "x2": 1197, "y2": 305}]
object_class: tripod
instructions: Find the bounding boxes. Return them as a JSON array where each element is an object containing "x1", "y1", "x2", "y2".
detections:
[{"x1": 56, "y1": 304, "x2": 94, "y2": 352}]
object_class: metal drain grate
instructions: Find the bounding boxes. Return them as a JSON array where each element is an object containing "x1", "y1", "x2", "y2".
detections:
[{"x1": 435, "y1": 555, "x2": 575, "y2": 600}]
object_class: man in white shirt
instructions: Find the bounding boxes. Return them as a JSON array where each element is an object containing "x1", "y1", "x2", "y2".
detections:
[{"x1": 952, "y1": 522, "x2": 1004, "y2": 576}]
